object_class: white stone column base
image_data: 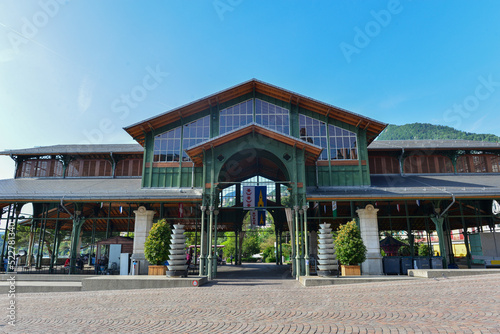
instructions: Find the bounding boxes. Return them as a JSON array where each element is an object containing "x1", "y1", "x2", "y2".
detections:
[{"x1": 357, "y1": 204, "x2": 383, "y2": 275}]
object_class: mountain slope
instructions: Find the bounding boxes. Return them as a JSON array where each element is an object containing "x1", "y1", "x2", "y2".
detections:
[{"x1": 377, "y1": 123, "x2": 500, "y2": 142}]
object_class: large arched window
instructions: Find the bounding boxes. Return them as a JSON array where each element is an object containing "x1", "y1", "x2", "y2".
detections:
[
  {"x1": 182, "y1": 115, "x2": 210, "y2": 161},
  {"x1": 153, "y1": 116, "x2": 210, "y2": 163},
  {"x1": 219, "y1": 99, "x2": 290, "y2": 136},
  {"x1": 299, "y1": 115, "x2": 358, "y2": 161},
  {"x1": 219, "y1": 100, "x2": 253, "y2": 135},
  {"x1": 328, "y1": 124, "x2": 358, "y2": 160},
  {"x1": 153, "y1": 127, "x2": 181, "y2": 162},
  {"x1": 299, "y1": 115, "x2": 328, "y2": 160},
  {"x1": 255, "y1": 99, "x2": 289, "y2": 134}
]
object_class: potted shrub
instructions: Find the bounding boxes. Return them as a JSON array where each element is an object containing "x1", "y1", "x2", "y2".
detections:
[
  {"x1": 144, "y1": 219, "x2": 171, "y2": 275},
  {"x1": 334, "y1": 220, "x2": 367, "y2": 276}
]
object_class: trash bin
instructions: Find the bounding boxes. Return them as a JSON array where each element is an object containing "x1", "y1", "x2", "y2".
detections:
[
  {"x1": 401, "y1": 256, "x2": 413, "y2": 275},
  {"x1": 413, "y1": 257, "x2": 431, "y2": 269},
  {"x1": 383, "y1": 257, "x2": 401, "y2": 275},
  {"x1": 431, "y1": 257, "x2": 443, "y2": 269}
]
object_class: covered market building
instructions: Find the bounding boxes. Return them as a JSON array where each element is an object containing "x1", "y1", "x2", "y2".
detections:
[{"x1": 1, "y1": 79, "x2": 500, "y2": 277}]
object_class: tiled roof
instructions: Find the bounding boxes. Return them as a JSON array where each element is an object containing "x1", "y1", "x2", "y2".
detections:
[{"x1": 0, "y1": 144, "x2": 143, "y2": 156}]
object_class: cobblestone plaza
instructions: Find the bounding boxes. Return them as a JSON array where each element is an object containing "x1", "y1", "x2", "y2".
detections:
[{"x1": 3, "y1": 264, "x2": 500, "y2": 333}]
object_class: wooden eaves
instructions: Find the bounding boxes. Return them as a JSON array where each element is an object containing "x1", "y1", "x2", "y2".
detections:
[{"x1": 124, "y1": 79, "x2": 387, "y2": 146}]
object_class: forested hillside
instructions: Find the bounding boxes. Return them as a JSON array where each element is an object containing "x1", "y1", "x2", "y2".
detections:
[{"x1": 376, "y1": 123, "x2": 500, "y2": 142}]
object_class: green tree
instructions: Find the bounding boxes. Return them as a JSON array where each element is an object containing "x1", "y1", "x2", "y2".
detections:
[
  {"x1": 281, "y1": 243, "x2": 292, "y2": 261},
  {"x1": 241, "y1": 233, "x2": 260, "y2": 258},
  {"x1": 334, "y1": 220, "x2": 367, "y2": 265},
  {"x1": 262, "y1": 245, "x2": 275, "y2": 262},
  {"x1": 418, "y1": 244, "x2": 431, "y2": 257},
  {"x1": 377, "y1": 123, "x2": 500, "y2": 142},
  {"x1": 221, "y1": 232, "x2": 236, "y2": 258},
  {"x1": 144, "y1": 219, "x2": 171, "y2": 265}
]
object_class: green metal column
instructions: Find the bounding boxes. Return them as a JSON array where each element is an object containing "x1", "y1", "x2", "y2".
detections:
[
  {"x1": 212, "y1": 209, "x2": 219, "y2": 278},
  {"x1": 303, "y1": 203, "x2": 310, "y2": 276},
  {"x1": 199, "y1": 203, "x2": 206, "y2": 276},
  {"x1": 290, "y1": 208, "x2": 296, "y2": 276},
  {"x1": 279, "y1": 230, "x2": 283, "y2": 265},
  {"x1": 54, "y1": 222, "x2": 63, "y2": 270},
  {"x1": 275, "y1": 225, "x2": 279, "y2": 265},
  {"x1": 27, "y1": 221, "x2": 36, "y2": 267},
  {"x1": 38, "y1": 205, "x2": 48, "y2": 269},
  {"x1": 299, "y1": 205, "x2": 304, "y2": 271},
  {"x1": 207, "y1": 205, "x2": 214, "y2": 280},
  {"x1": 49, "y1": 209, "x2": 60, "y2": 271},
  {"x1": 445, "y1": 216, "x2": 455, "y2": 265},
  {"x1": 405, "y1": 201, "x2": 414, "y2": 256},
  {"x1": 459, "y1": 202, "x2": 472, "y2": 268},
  {"x1": 294, "y1": 206, "x2": 300, "y2": 279},
  {"x1": 69, "y1": 205, "x2": 86, "y2": 274},
  {"x1": 127, "y1": 204, "x2": 132, "y2": 237},
  {"x1": 194, "y1": 209, "x2": 198, "y2": 271},
  {"x1": 90, "y1": 217, "x2": 96, "y2": 265},
  {"x1": 234, "y1": 226, "x2": 239, "y2": 266},
  {"x1": 430, "y1": 215, "x2": 447, "y2": 268},
  {"x1": 106, "y1": 202, "x2": 111, "y2": 239},
  {"x1": 35, "y1": 208, "x2": 44, "y2": 269}
]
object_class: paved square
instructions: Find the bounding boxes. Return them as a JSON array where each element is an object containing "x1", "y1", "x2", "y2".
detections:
[{"x1": 2, "y1": 264, "x2": 500, "y2": 333}]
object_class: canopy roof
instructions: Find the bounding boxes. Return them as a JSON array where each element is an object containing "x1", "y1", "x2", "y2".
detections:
[
  {"x1": 0, "y1": 144, "x2": 143, "y2": 157},
  {"x1": 0, "y1": 178, "x2": 201, "y2": 202},
  {"x1": 124, "y1": 79, "x2": 387, "y2": 145},
  {"x1": 307, "y1": 174, "x2": 500, "y2": 201}
]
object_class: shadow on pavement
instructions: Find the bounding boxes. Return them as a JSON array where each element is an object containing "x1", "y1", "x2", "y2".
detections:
[{"x1": 203, "y1": 263, "x2": 294, "y2": 286}]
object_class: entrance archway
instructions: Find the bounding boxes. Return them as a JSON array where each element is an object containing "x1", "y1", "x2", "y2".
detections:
[{"x1": 203, "y1": 148, "x2": 294, "y2": 280}]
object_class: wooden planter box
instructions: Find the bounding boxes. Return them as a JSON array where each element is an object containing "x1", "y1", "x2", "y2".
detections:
[
  {"x1": 341, "y1": 265, "x2": 361, "y2": 276},
  {"x1": 148, "y1": 265, "x2": 167, "y2": 275}
]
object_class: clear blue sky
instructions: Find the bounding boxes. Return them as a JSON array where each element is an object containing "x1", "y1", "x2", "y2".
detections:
[{"x1": 1, "y1": 0, "x2": 500, "y2": 179}]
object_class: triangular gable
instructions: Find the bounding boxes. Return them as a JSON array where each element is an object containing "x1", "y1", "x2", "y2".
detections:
[
  {"x1": 184, "y1": 123, "x2": 323, "y2": 166},
  {"x1": 124, "y1": 79, "x2": 387, "y2": 145}
]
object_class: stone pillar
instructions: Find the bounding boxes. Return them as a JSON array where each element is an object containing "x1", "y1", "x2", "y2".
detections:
[
  {"x1": 357, "y1": 204, "x2": 383, "y2": 275},
  {"x1": 132, "y1": 206, "x2": 155, "y2": 275}
]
